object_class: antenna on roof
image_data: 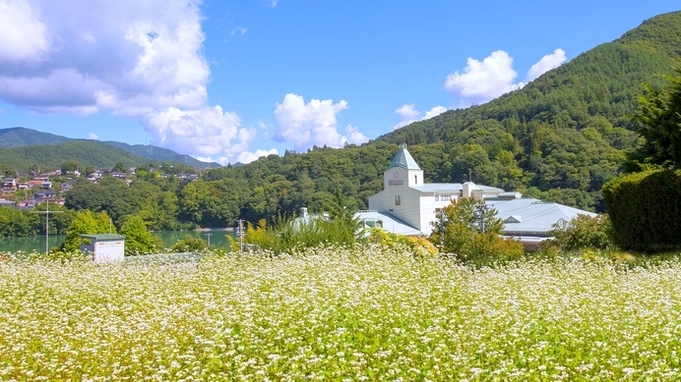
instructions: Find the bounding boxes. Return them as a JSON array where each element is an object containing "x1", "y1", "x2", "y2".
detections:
[{"x1": 468, "y1": 169, "x2": 472, "y2": 182}]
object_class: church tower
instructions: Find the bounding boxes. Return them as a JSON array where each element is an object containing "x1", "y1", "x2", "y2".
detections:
[{"x1": 383, "y1": 143, "x2": 424, "y2": 190}]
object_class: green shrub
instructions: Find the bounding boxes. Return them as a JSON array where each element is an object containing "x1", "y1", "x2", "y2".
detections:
[
  {"x1": 170, "y1": 235, "x2": 209, "y2": 252},
  {"x1": 429, "y1": 198, "x2": 524, "y2": 262},
  {"x1": 603, "y1": 169, "x2": 681, "y2": 251},
  {"x1": 547, "y1": 213, "x2": 615, "y2": 251}
]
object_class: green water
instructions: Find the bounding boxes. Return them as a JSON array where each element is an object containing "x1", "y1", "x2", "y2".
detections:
[{"x1": 0, "y1": 229, "x2": 237, "y2": 254}]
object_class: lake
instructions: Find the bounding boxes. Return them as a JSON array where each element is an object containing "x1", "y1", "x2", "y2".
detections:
[{"x1": 0, "y1": 229, "x2": 237, "y2": 254}]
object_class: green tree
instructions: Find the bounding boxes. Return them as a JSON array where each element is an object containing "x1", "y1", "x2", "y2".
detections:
[
  {"x1": 546, "y1": 213, "x2": 614, "y2": 251},
  {"x1": 61, "y1": 160, "x2": 81, "y2": 174},
  {"x1": 0, "y1": 207, "x2": 36, "y2": 237},
  {"x1": 630, "y1": 66, "x2": 681, "y2": 169},
  {"x1": 62, "y1": 210, "x2": 115, "y2": 252},
  {"x1": 170, "y1": 235, "x2": 209, "y2": 252},
  {"x1": 321, "y1": 190, "x2": 362, "y2": 247},
  {"x1": 113, "y1": 162, "x2": 127, "y2": 172},
  {"x1": 120, "y1": 215, "x2": 159, "y2": 256},
  {"x1": 429, "y1": 198, "x2": 523, "y2": 262}
]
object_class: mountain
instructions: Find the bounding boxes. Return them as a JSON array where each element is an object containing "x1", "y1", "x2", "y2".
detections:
[
  {"x1": 198, "y1": 11, "x2": 681, "y2": 222},
  {"x1": 0, "y1": 140, "x2": 155, "y2": 170},
  {"x1": 0, "y1": 127, "x2": 71, "y2": 148},
  {"x1": 102, "y1": 141, "x2": 220, "y2": 168},
  {"x1": 0, "y1": 127, "x2": 220, "y2": 169},
  {"x1": 369, "y1": 11, "x2": 681, "y2": 210}
]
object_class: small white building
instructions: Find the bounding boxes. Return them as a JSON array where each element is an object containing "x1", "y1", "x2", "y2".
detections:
[
  {"x1": 362, "y1": 144, "x2": 595, "y2": 249},
  {"x1": 80, "y1": 234, "x2": 126, "y2": 263}
]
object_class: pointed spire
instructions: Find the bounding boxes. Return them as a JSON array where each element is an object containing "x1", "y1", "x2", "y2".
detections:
[{"x1": 388, "y1": 144, "x2": 421, "y2": 170}]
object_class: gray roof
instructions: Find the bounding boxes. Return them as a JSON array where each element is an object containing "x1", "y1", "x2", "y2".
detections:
[
  {"x1": 80, "y1": 234, "x2": 126, "y2": 241},
  {"x1": 411, "y1": 183, "x2": 504, "y2": 194},
  {"x1": 388, "y1": 144, "x2": 421, "y2": 171},
  {"x1": 486, "y1": 198, "x2": 596, "y2": 236},
  {"x1": 355, "y1": 210, "x2": 423, "y2": 236}
]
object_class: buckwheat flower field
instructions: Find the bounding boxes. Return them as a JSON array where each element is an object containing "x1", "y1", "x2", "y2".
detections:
[{"x1": 2, "y1": 246, "x2": 681, "y2": 380}]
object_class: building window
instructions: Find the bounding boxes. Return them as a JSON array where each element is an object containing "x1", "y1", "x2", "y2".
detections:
[
  {"x1": 414, "y1": 175, "x2": 418, "y2": 184},
  {"x1": 442, "y1": 194, "x2": 451, "y2": 201},
  {"x1": 434, "y1": 195, "x2": 439, "y2": 201},
  {"x1": 395, "y1": 195, "x2": 401, "y2": 206}
]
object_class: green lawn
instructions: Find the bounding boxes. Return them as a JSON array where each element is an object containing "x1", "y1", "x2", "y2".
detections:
[{"x1": 1, "y1": 246, "x2": 680, "y2": 380}]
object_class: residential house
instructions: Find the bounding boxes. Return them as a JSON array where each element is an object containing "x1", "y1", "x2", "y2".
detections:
[{"x1": 2, "y1": 178, "x2": 17, "y2": 191}]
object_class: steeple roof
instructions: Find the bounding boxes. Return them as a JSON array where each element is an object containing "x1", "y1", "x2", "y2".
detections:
[{"x1": 388, "y1": 144, "x2": 421, "y2": 170}]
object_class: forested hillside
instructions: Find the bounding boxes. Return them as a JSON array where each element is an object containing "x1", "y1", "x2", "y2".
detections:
[
  {"x1": 200, "y1": 11, "x2": 681, "y2": 218},
  {"x1": 0, "y1": 127, "x2": 218, "y2": 169},
  {"x1": 0, "y1": 141, "x2": 154, "y2": 170}
]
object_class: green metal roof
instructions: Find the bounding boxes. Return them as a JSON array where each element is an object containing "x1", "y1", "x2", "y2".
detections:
[
  {"x1": 388, "y1": 144, "x2": 421, "y2": 170},
  {"x1": 80, "y1": 234, "x2": 126, "y2": 241}
]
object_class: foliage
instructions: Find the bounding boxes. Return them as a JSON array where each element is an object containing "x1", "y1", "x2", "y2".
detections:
[
  {"x1": 366, "y1": 228, "x2": 438, "y2": 257},
  {"x1": 0, "y1": 207, "x2": 38, "y2": 237},
  {"x1": 6, "y1": 249, "x2": 681, "y2": 379},
  {"x1": 170, "y1": 235, "x2": 209, "y2": 252},
  {"x1": 61, "y1": 210, "x2": 115, "y2": 252},
  {"x1": 429, "y1": 198, "x2": 523, "y2": 262},
  {"x1": 546, "y1": 213, "x2": 615, "y2": 251},
  {"x1": 243, "y1": 206, "x2": 362, "y2": 255},
  {"x1": 629, "y1": 66, "x2": 681, "y2": 169},
  {"x1": 120, "y1": 215, "x2": 160, "y2": 256},
  {"x1": 603, "y1": 169, "x2": 681, "y2": 252}
]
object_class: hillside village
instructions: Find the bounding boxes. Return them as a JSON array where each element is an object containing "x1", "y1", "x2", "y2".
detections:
[{"x1": 0, "y1": 166, "x2": 199, "y2": 210}]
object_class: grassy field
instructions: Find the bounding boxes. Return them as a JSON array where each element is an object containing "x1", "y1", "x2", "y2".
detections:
[{"x1": 1, "y1": 246, "x2": 681, "y2": 380}]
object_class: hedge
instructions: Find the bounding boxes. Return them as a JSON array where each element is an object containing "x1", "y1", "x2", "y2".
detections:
[{"x1": 603, "y1": 169, "x2": 681, "y2": 252}]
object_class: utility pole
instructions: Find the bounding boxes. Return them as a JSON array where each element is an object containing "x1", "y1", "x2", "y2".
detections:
[
  {"x1": 439, "y1": 209, "x2": 445, "y2": 250},
  {"x1": 204, "y1": 232, "x2": 212, "y2": 247},
  {"x1": 475, "y1": 203, "x2": 490, "y2": 234},
  {"x1": 236, "y1": 219, "x2": 245, "y2": 253},
  {"x1": 32, "y1": 200, "x2": 63, "y2": 254}
]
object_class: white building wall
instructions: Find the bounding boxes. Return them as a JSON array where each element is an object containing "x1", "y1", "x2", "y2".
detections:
[
  {"x1": 94, "y1": 240, "x2": 125, "y2": 262},
  {"x1": 81, "y1": 239, "x2": 125, "y2": 263},
  {"x1": 418, "y1": 193, "x2": 462, "y2": 235}
]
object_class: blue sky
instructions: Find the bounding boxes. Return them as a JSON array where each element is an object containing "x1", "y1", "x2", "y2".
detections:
[{"x1": 0, "y1": 1, "x2": 678, "y2": 164}]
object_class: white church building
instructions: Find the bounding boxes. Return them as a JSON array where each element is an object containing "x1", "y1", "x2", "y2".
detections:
[{"x1": 359, "y1": 144, "x2": 595, "y2": 249}]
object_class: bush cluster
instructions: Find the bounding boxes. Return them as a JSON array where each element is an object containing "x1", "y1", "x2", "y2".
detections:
[{"x1": 603, "y1": 169, "x2": 681, "y2": 251}]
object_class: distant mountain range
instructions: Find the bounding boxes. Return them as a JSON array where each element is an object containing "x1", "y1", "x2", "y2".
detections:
[{"x1": 0, "y1": 127, "x2": 220, "y2": 170}]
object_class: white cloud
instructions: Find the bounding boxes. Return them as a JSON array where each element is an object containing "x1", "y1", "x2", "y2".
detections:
[
  {"x1": 88, "y1": 132, "x2": 99, "y2": 140},
  {"x1": 274, "y1": 93, "x2": 366, "y2": 151},
  {"x1": 146, "y1": 105, "x2": 250, "y2": 158},
  {"x1": 343, "y1": 125, "x2": 369, "y2": 146},
  {"x1": 0, "y1": 0, "x2": 267, "y2": 164},
  {"x1": 0, "y1": 0, "x2": 49, "y2": 63},
  {"x1": 445, "y1": 50, "x2": 522, "y2": 107},
  {"x1": 0, "y1": 0, "x2": 209, "y2": 115},
  {"x1": 235, "y1": 148, "x2": 279, "y2": 165},
  {"x1": 526, "y1": 48, "x2": 566, "y2": 82},
  {"x1": 393, "y1": 104, "x2": 419, "y2": 130},
  {"x1": 444, "y1": 49, "x2": 566, "y2": 107},
  {"x1": 423, "y1": 106, "x2": 447, "y2": 120},
  {"x1": 394, "y1": 104, "x2": 447, "y2": 129},
  {"x1": 231, "y1": 27, "x2": 247, "y2": 36},
  {"x1": 269, "y1": 0, "x2": 280, "y2": 7}
]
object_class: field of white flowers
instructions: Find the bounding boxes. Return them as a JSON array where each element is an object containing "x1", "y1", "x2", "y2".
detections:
[{"x1": 1, "y1": 245, "x2": 681, "y2": 380}]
